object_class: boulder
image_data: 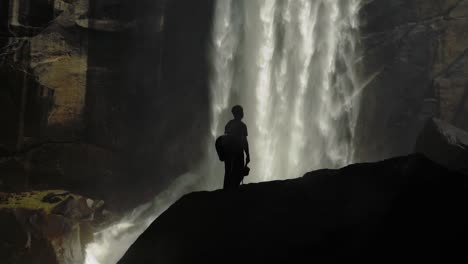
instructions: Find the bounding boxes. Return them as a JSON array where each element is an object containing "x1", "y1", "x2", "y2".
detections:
[
  {"x1": 119, "y1": 154, "x2": 468, "y2": 264},
  {"x1": 0, "y1": 191, "x2": 109, "y2": 264},
  {"x1": 415, "y1": 118, "x2": 468, "y2": 174}
]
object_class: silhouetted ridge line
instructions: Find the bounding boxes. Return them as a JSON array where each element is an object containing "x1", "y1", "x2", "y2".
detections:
[{"x1": 120, "y1": 154, "x2": 468, "y2": 264}]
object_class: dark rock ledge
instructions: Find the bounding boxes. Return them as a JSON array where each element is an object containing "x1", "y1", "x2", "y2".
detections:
[
  {"x1": 120, "y1": 154, "x2": 468, "y2": 264},
  {"x1": 0, "y1": 191, "x2": 110, "y2": 264}
]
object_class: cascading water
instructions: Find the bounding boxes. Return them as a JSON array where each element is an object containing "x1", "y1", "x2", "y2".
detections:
[
  {"x1": 85, "y1": 1, "x2": 362, "y2": 263},
  {"x1": 209, "y1": 0, "x2": 362, "y2": 183}
]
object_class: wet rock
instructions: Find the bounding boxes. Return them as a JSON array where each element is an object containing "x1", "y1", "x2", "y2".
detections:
[
  {"x1": 75, "y1": 18, "x2": 136, "y2": 32},
  {"x1": 0, "y1": 192, "x2": 7, "y2": 202},
  {"x1": 0, "y1": 209, "x2": 58, "y2": 264},
  {"x1": 415, "y1": 118, "x2": 468, "y2": 174},
  {"x1": 360, "y1": 0, "x2": 459, "y2": 33},
  {"x1": 355, "y1": 0, "x2": 468, "y2": 162},
  {"x1": 51, "y1": 196, "x2": 94, "y2": 221},
  {"x1": 0, "y1": 0, "x2": 208, "y2": 211},
  {"x1": 450, "y1": 0, "x2": 468, "y2": 18},
  {"x1": 0, "y1": 191, "x2": 109, "y2": 264},
  {"x1": 91, "y1": 199, "x2": 105, "y2": 211},
  {"x1": 42, "y1": 192, "x2": 70, "y2": 204}
]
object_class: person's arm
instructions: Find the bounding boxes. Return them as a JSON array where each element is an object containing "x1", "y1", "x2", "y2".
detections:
[
  {"x1": 244, "y1": 137, "x2": 250, "y2": 164},
  {"x1": 244, "y1": 124, "x2": 250, "y2": 164}
]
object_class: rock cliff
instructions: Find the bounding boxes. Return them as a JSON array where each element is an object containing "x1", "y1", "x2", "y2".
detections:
[
  {"x1": 355, "y1": 0, "x2": 468, "y2": 162},
  {"x1": 0, "y1": 0, "x2": 215, "y2": 209},
  {"x1": 415, "y1": 118, "x2": 468, "y2": 174}
]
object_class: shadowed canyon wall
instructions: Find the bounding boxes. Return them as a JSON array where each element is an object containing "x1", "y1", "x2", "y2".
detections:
[
  {"x1": 0, "y1": 0, "x2": 214, "y2": 209},
  {"x1": 355, "y1": 0, "x2": 468, "y2": 162},
  {"x1": 1, "y1": 0, "x2": 468, "y2": 208}
]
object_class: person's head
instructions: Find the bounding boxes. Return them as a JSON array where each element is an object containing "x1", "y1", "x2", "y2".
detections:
[{"x1": 231, "y1": 105, "x2": 244, "y2": 120}]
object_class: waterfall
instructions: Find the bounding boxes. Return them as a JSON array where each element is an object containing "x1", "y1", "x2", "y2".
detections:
[
  {"x1": 210, "y1": 0, "x2": 362, "y2": 182},
  {"x1": 84, "y1": 1, "x2": 362, "y2": 263}
]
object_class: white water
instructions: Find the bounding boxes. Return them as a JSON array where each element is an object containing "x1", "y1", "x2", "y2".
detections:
[
  {"x1": 209, "y1": 0, "x2": 362, "y2": 183},
  {"x1": 85, "y1": 1, "x2": 362, "y2": 263},
  {"x1": 84, "y1": 173, "x2": 203, "y2": 264}
]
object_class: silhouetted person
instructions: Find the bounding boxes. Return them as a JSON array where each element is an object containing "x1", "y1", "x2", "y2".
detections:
[{"x1": 223, "y1": 105, "x2": 250, "y2": 190}]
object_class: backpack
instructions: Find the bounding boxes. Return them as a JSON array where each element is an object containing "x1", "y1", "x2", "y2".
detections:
[
  {"x1": 215, "y1": 134, "x2": 243, "y2": 161},
  {"x1": 215, "y1": 134, "x2": 238, "y2": 161},
  {"x1": 215, "y1": 135, "x2": 227, "y2": 161}
]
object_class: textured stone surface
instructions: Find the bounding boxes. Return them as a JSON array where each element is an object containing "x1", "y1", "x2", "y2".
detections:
[
  {"x1": 415, "y1": 118, "x2": 468, "y2": 174},
  {"x1": 0, "y1": 191, "x2": 108, "y2": 264},
  {"x1": 0, "y1": 0, "x2": 214, "y2": 210},
  {"x1": 355, "y1": 0, "x2": 468, "y2": 162}
]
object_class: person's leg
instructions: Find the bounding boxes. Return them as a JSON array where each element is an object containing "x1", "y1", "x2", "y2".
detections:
[
  {"x1": 223, "y1": 157, "x2": 234, "y2": 190},
  {"x1": 233, "y1": 152, "x2": 245, "y2": 187},
  {"x1": 223, "y1": 160, "x2": 229, "y2": 190}
]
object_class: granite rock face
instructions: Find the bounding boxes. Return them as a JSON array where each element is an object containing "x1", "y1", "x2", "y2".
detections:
[
  {"x1": 415, "y1": 118, "x2": 468, "y2": 174},
  {"x1": 119, "y1": 154, "x2": 468, "y2": 264},
  {"x1": 355, "y1": 0, "x2": 468, "y2": 162},
  {"x1": 0, "y1": 190, "x2": 108, "y2": 264},
  {"x1": 0, "y1": 0, "x2": 215, "y2": 209}
]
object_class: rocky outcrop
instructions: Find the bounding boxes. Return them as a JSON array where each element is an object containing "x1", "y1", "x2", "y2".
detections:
[
  {"x1": 415, "y1": 118, "x2": 468, "y2": 174},
  {"x1": 0, "y1": 190, "x2": 109, "y2": 264},
  {"x1": 354, "y1": 0, "x2": 468, "y2": 162},
  {"x1": 119, "y1": 154, "x2": 468, "y2": 264},
  {"x1": 0, "y1": 0, "x2": 214, "y2": 209},
  {"x1": 0, "y1": 0, "x2": 139, "y2": 209}
]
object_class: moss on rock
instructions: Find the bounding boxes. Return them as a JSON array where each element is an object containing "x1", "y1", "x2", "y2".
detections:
[{"x1": 0, "y1": 190, "x2": 77, "y2": 213}]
